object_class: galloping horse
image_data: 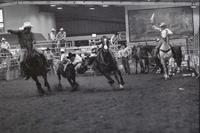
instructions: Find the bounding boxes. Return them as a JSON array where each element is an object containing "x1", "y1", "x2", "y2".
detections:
[
  {"x1": 56, "y1": 61, "x2": 79, "y2": 91},
  {"x1": 24, "y1": 50, "x2": 51, "y2": 96},
  {"x1": 80, "y1": 36, "x2": 125, "y2": 89}
]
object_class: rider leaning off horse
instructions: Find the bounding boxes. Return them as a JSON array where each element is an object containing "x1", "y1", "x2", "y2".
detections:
[
  {"x1": 152, "y1": 22, "x2": 174, "y2": 56},
  {"x1": 7, "y1": 21, "x2": 48, "y2": 79}
]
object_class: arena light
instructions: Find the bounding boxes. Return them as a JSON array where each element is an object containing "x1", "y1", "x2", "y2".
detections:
[
  {"x1": 190, "y1": 3, "x2": 196, "y2": 8},
  {"x1": 50, "y1": 4, "x2": 56, "y2": 7},
  {"x1": 102, "y1": 5, "x2": 109, "y2": 7},
  {"x1": 57, "y1": 7, "x2": 63, "y2": 10},
  {"x1": 89, "y1": 7, "x2": 95, "y2": 10},
  {"x1": 92, "y1": 34, "x2": 97, "y2": 38}
]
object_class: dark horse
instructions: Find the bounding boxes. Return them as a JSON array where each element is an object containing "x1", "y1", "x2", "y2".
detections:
[
  {"x1": 131, "y1": 45, "x2": 182, "y2": 74},
  {"x1": 79, "y1": 41, "x2": 125, "y2": 89},
  {"x1": 56, "y1": 61, "x2": 79, "y2": 91},
  {"x1": 24, "y1": 50, "x2": 51, "y2": 96}
]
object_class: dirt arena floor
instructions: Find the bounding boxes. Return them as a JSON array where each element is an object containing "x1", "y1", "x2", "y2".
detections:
[{"x1": 0, "y1": 73, "x2": 199, "y2": 133}]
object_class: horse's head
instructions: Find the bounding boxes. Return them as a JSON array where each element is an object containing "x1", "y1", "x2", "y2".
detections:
[{"x1": 100, "y1": 36, "x2": 110, "y2": 50}]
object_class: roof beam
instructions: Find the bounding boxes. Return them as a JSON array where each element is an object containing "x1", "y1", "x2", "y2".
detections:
[{"x1": 0, "y1": 1, "x2": 199, "y2": 7}]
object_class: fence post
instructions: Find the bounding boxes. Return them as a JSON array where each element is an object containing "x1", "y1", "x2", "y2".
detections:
[
  {"x1": 185, "y1": 37, "x2": 190, "y2": 70},
  {"x1": 6, "y1": 57, "x2": 11, "y2": 80}
]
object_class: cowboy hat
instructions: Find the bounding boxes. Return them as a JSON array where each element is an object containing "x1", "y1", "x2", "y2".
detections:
[
  {"x1": 60, "y1": 28, "x2": 64, "y2": 31},
  {"x1": 19, "y1": 26, "x2": 24, "y2": 30},
  {"x1": 67, "y1": 53, "x2": 76, "y2": 59},
  {"x1": 159, "y1": 22, "x2": 167, "y2": 27},
  {"x1": 51, "y1": 28, "x2": 56, "y2": 31},
  {"x1": 1, "y1": 38, "x2": 6, "y2": 41},
  {"x1": 46, "y1": 47, "x2": 51, "y2": 51},
  {"x1": 22, "y1": 21, "x2": 33, "y2": 29}
]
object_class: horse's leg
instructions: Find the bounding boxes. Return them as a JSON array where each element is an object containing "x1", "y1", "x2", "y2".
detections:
[
  {"x1": 69, "y1": 74, "x2": 79, "y2": 91},
  {"x1": 32, "y1": 76, "x2": 45, "y2": 96},
  {"x1": 117, "y1": 69, "x2": 125, "y2": 85},
  {"x1": 140, "y1": 60, "x2": 145, "y2": 73},
  {"x1": 102, "y1": 72, "x2": 115, "y2": 87},
  {"x1": 114, "y1": 69, "x2": 125, "y2": 89},
  {"x1": 146, "y1": 58, "x2": 149, "y2": 73},
  {"x1": 135, "y1": 59, "x2": 138, "y2": 74},
  {"x1": 67, "y1": 78, "x2": 78, "y2": 92},
  {"x1": 42, "y1": 74, "x2": 51, "y2": 92},
  {"x1": 160, "y1": 58, "x2": 168, "y2": 80},
  {"x1": 57, "y1": 71, "x2": 63, "y2": 90}
]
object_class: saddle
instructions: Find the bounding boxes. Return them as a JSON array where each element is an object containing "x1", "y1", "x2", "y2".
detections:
[{"x1": 160, "y1": 48, "x2": 171, "y2": 53}]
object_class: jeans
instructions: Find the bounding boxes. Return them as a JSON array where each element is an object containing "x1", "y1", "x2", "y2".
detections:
[{"x1": 122, "y1": 56, "x2": 130, "y2": 74}]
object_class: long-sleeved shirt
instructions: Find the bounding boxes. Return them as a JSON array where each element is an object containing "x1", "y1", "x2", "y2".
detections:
[
  {"x1": 152, "y1": 25, "x2": 173, "y2": 39},
  {"x1": 118, "y1": 47, "x2": 131, "y2": 58},
  {"x1": 153, "y1": 25, "x2": 173, "y2": 39},
  {"x1": 56, "y1": 31, "x2": 66, "y2": 41},
  {"x1": 8, "y1": 30, "x2": 35, "y2": 50},
  {"x1": 49, "y1": 32, "x2": 56, "y2": 41}
]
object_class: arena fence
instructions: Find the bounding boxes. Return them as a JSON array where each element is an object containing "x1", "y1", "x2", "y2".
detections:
[
  {"x1": 0, "y1": 37, "x2": 199, "y2": 81},
  {"x1": 0, "y1": 54, "x2": 20, "y2": 80}
]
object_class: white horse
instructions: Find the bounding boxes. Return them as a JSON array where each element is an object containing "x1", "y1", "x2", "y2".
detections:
[{"x1": 159, "y1": 39, "x2": 173, "y2": 80}]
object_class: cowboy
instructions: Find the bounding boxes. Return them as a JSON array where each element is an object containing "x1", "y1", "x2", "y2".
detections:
[
  {"x1": 61, "y1": 52, "x2": 76, "y2": 71},
  {"x1": 0, "y1": 38, "x2": 10, "y2": 50},
  {"x1": 49, "y1": 28, "x2": 56, "y2": 41},
  {"x1": 118, "y1": 43, "x2": 131, "y2": 74},
  {"x1": 56, "y1": 27, "x2": 66, "y2": 48},
  {"x1": 152, "y1": 22, "x2": 173, "y2": 56},
  {"x1": 7, "y1": 21, "x2": 48, "y2": 79},
  {"x1": 44, "y1": 48, "x2": 54, "y2": 71}
]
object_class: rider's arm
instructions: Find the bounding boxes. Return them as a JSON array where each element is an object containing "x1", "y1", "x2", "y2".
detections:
[
  {"x1": 152, "y1": 25, "x2": 161, "y2": 31},
  {"x1": 7, "y1": 42, "x2": 11, "y2": 49},
  {"x1": 7, "y1": 30, "x2": 21, "y2": 35},
  {"x1": 167, "y1": 29, "x2": 173, "y2": 35}
]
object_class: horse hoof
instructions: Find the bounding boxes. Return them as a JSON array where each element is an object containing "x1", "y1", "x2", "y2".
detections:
[
  {"x1": 119, "y1": 84, "x2": 124, "y2": 89},
  {"x1": 164, "y1": 74, "x2": 169, "y2": 80}
]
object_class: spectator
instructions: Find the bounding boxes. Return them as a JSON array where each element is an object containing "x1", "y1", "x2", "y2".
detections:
[
  {"x1": 118, "y1": 43, "x2": 131, "y2": 74},
  {"x1": 0, "y1": 38, "x2": 10, "y2": 50},
  {"x1": 60, "y1": 49, "x2": 68, "y2": 61},
  {"x1": 49, "y1": 28, "x2": 57, "y2": 53},
  {"x1": 44, "y1": 48, "x2": 54, "y2": 73},
  {"x1": 56, "y1": 27, "x2": 66, "y2": 48},
  {"x1": 49, "y1": 28, "x2": 56, "y2": 41}
]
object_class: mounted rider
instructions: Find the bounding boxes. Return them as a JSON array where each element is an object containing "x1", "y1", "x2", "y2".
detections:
[
  {"x1": 152, "y1": 22, "x2": 173, "y2": 56},
  {"x1": 96, "y1": 36, "x2": 117, "y2": 68},
  {"x1": 7, "y1": 21, "x2": 48, "y2": 79}
]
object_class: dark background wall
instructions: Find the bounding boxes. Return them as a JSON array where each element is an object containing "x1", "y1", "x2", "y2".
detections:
[{"x1": 40, "y1": 5, "x2": 125, "y2": 36}]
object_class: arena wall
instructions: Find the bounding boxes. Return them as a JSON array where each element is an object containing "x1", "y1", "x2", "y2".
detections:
[{"x1": 3, "y1": 5, "x2": 56, "y2": 39}]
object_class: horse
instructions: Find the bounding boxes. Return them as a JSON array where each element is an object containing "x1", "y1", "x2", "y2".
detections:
[
  {"x1": 131, "y1": 44, "x2": 182, "y2": 75},
  {"x1": 23, "y1": 50, "x2": 51, "y2": 96},
  {"x1": 56, "y1": 61, "x2": 79, "y2": 91},
  {"x1": 79, "y1": 37, "x2": 125, "y2": 89},
  {"x1": 157, "y1": 38, "x2": 174, "y2": 79}
]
